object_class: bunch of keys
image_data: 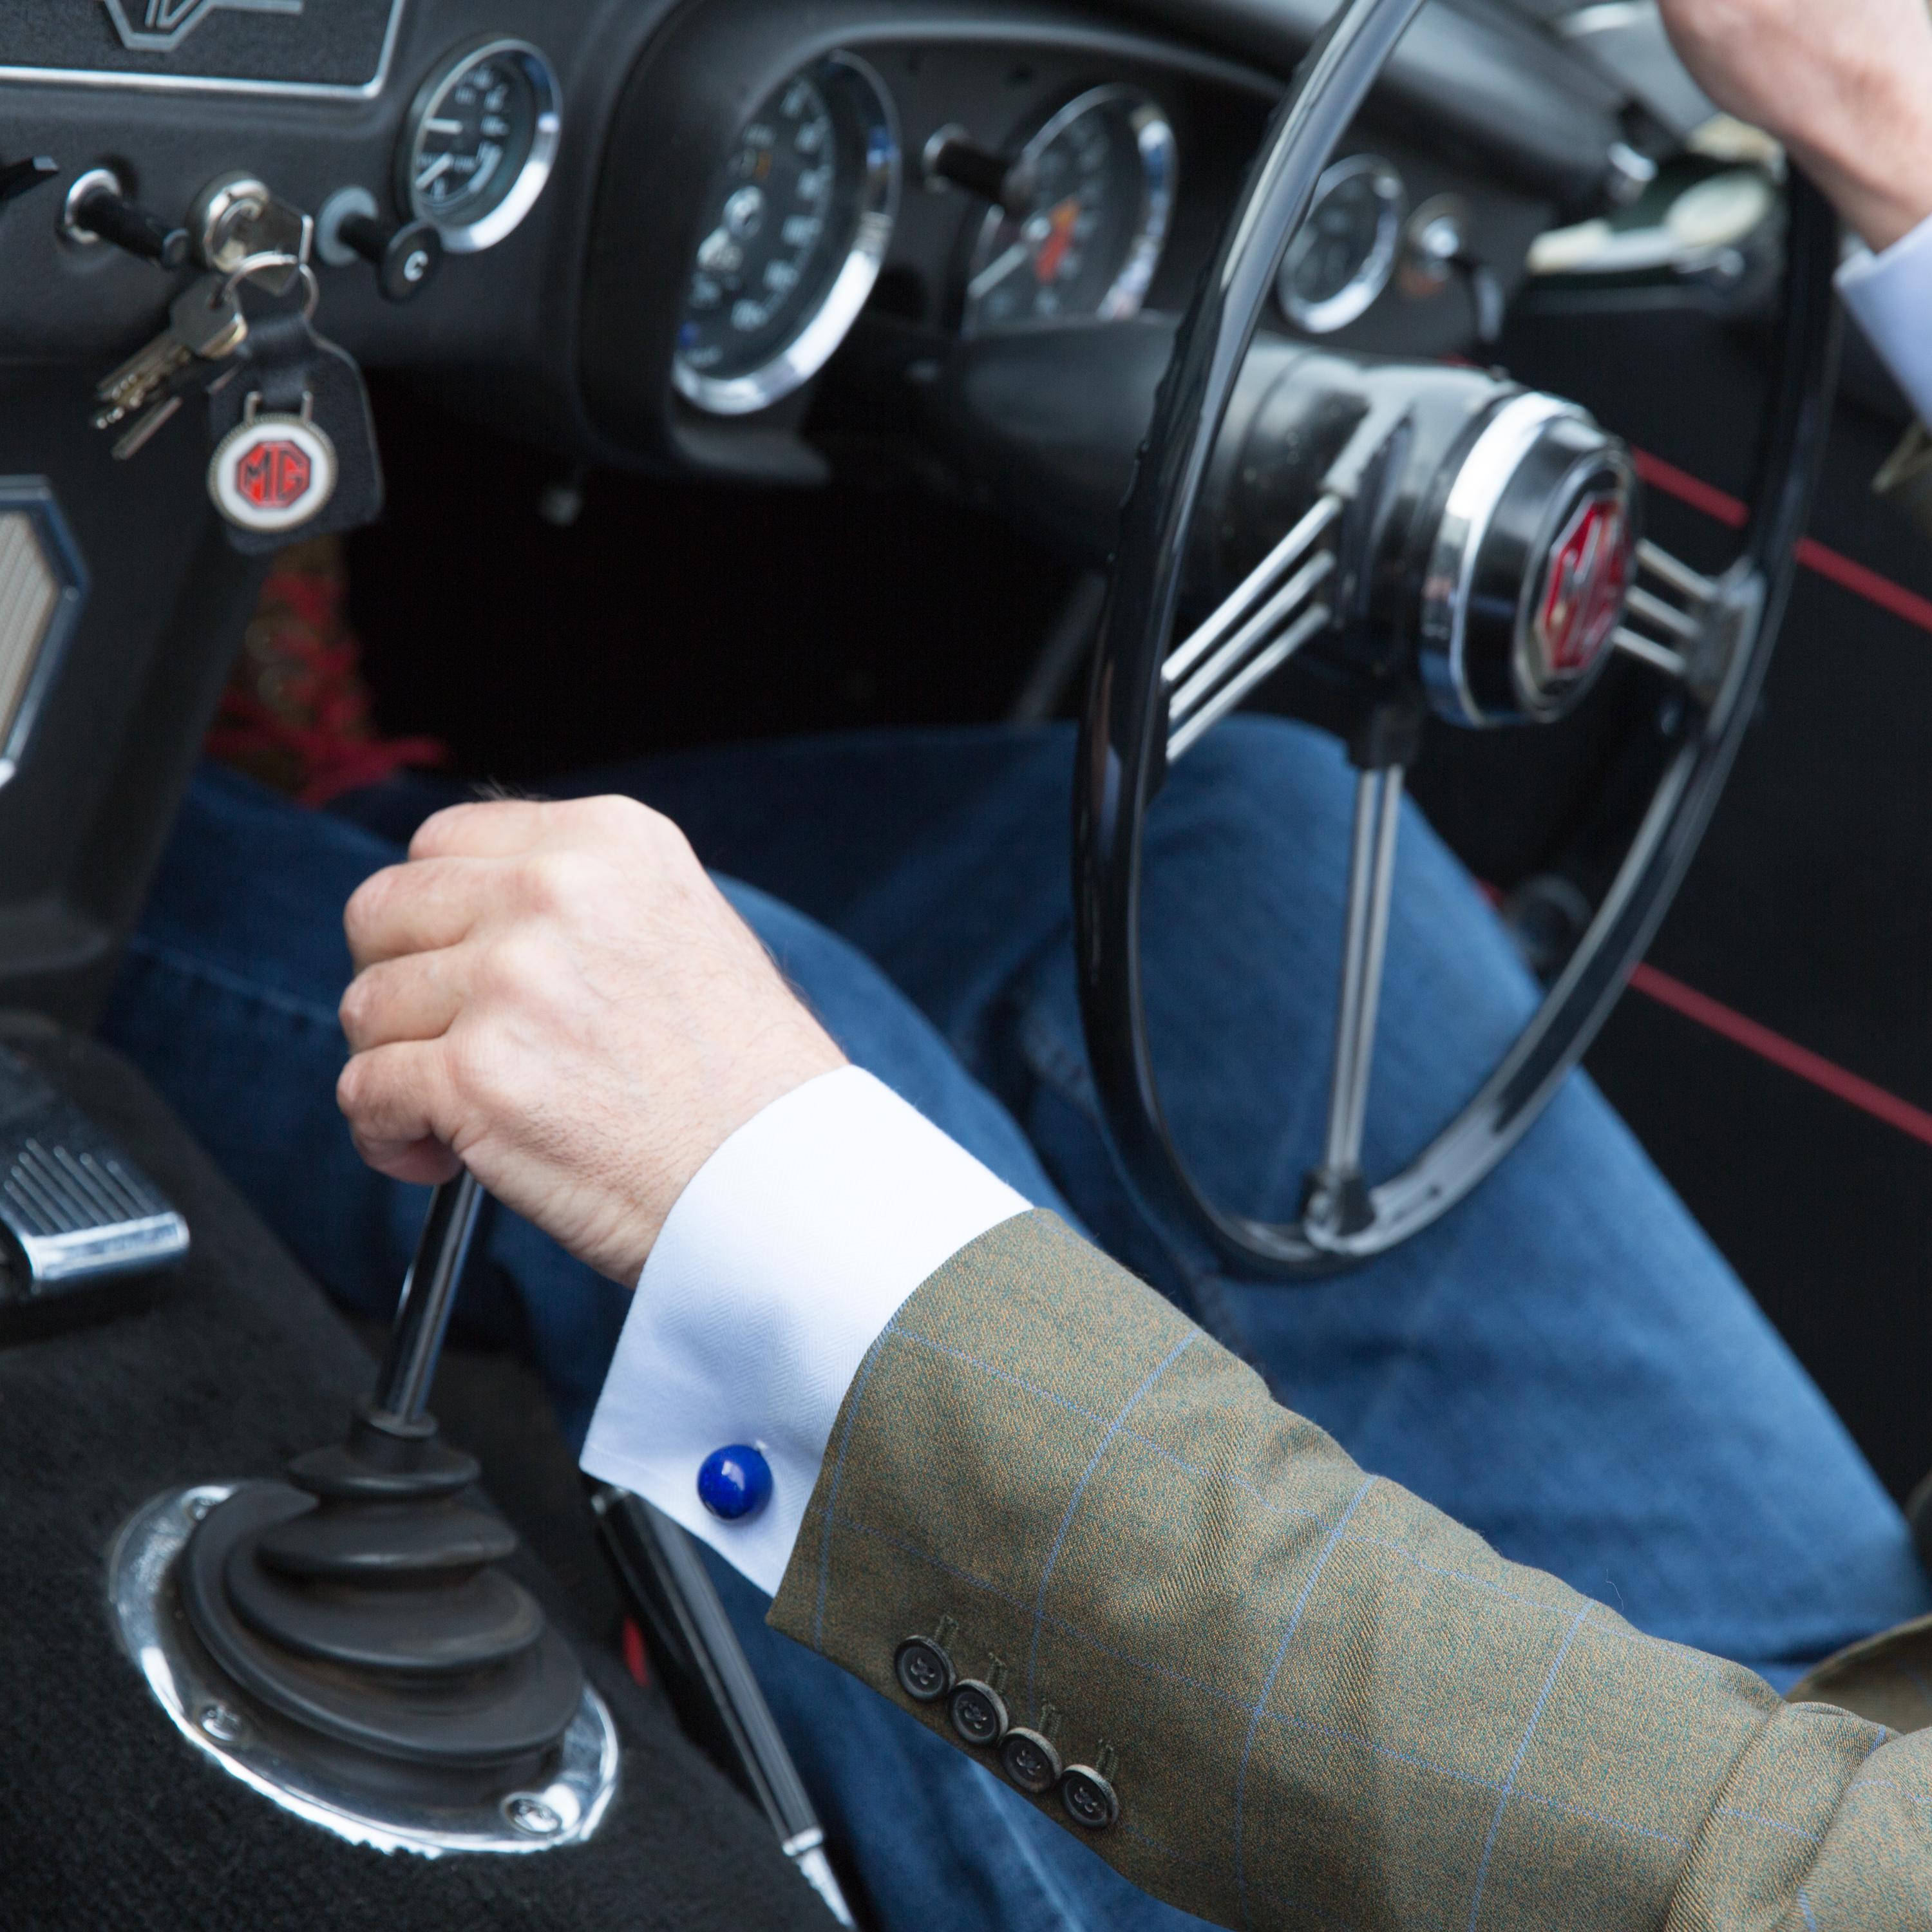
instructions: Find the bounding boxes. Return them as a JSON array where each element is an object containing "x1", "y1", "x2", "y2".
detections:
[
  {"x1": 91, "y1": 269, "x2": 256, "y2": 460},
  {"x1": 90, "y1": 241, "x2": 384, "y2": 548},
  {"x1": 91, "y1": 251, "x2": 321, "y2": 462}
]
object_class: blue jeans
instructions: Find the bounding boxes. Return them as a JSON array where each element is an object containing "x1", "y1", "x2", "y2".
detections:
[{"x1": 100, "y1": 721, "x2": 1928, "y2": 1932}]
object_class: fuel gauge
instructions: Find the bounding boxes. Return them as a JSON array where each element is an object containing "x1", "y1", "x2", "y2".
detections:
[{"x1": 400, "y1": 39, "x2": 562, "y2": 252}]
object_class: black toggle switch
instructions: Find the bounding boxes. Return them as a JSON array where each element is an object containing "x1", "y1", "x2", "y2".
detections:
[
  {"x1": 67, "y1": 174, "x2": 189, "y2": 269},
  {"x1": 0, "y1": 156, "x2": 58, "y2": 211},
  {"x1": 923, "y1": 130, "x2": 1030, "y2": 213},
  {"x1": 338, "y1": 211, "x2": 442, "y2": 303}
]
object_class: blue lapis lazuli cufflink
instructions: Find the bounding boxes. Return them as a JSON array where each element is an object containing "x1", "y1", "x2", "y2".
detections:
[{"x1": 697, "y1": 1444, "x2": 772, "y2": 1522}]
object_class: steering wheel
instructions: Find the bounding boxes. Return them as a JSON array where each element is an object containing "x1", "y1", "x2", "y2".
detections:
[{"x1": 1074, "y1": 0, "x2": 1839, "y2": 1275}]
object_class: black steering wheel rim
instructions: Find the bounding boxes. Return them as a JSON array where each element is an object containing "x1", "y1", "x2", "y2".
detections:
[{"x1": 1074, "y1": 0, "x2": 1841, "y2": 1277}]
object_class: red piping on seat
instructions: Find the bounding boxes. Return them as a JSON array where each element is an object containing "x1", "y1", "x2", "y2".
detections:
[
  {"x1": 1624, "y1": 964, "x2": 1932, "y2": 1148},
  {"x1": 1631, "y1": 448, "x2": 1932, "y2": 637},
  {"x1": 1475, "y1": 882, "x2": 1932, "y2": 1148}
]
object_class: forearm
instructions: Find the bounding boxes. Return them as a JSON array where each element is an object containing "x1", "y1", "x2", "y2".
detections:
[{"x1": 770, "y1": 1210, "x2": 1927, "y2": 1932}]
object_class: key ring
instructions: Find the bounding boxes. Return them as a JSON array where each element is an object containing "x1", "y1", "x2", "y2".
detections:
[{"x1": 218, "y1": 251, "x2": 321, "y2": 318}]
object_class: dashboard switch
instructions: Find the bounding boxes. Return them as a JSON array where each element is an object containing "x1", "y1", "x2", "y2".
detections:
[
  {"x1": 317, "y1": 187, "x2": 442, "y2": 303},
  {"x1": 0, "y1": 155, "x2": 57, "y2": 212},
  {"x1": 342, "y1": 213, "x2": 443, "y2": 303},
  {"x1": 62, "y1": 170, "x2": 189, "y2": 269},
  {"x1": 922, "y1": 129, "x2": 1025, "y2": 211}
]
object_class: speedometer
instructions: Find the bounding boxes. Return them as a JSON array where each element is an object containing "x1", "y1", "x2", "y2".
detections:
[
  {"x1": 673, "y1": 52, "x2": 900, "y2": 417},
  {"x1": 960, "y1": 86, "x2": 1176, "y2": 336}
]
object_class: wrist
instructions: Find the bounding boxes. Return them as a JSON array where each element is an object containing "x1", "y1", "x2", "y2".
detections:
[{"x1": 1796, "y1": 78, "x2": 1932, "y2": 252}]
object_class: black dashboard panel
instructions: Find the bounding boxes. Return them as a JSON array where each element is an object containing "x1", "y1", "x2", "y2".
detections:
[
  {"x1": 0, "y1": 0, "x2": 1689, "y2": 1023},
  {"x1": 579, "y1": 1, "x2": 1287, "y2": 476},
  {"x1": 0, "y1": 0, "x2": 1618, "y2": 493},
  {"x1": 0, "y1": 0, "x2": 405, "y2": 95}
]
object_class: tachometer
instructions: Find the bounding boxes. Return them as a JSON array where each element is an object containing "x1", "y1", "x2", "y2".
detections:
[
  {"x1": 1277, "y1": 154, "x2": 1405, "y2": 334},
  {"x1": 674, "y1": 52, "x2": 900, "y2": 417},
  {"x1": 399, "y1": 39, "x2": 561, "y2": 253},
  {"x1": 960, "y1": 86, "x2": 1177, "y2": 336}
]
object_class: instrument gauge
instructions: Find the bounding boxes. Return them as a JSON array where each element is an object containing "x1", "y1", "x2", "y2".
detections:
[
  {"x1": 400, "y1": 39, "x2": 561, "y2": 253},
  {"x1": 1278, "y1": 154, "x2": 1405, "y2": 334},
  {"x1": 674, "y1": 52, "x2": 900, "y2": 417},
  {"x1": 961, "y1": 86, "x2": 1177, "y2": 336}
]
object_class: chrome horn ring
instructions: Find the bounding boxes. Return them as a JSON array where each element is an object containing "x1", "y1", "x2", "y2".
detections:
[{"x1": 1074, "y1": 0, "x2": 1839, "y2": 1276}]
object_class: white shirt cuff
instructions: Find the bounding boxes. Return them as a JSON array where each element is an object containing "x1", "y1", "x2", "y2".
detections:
[
  {"x1": 579, "y1": 1065, "x2": 1030, "y2": 1595},
  {"x1": 1839, "y1": 209, "x2": 1932, "y2": 425}
]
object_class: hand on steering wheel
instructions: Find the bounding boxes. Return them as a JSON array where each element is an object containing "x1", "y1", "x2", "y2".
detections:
[{"x1": 1654, "y1": 0, "x2": 1932, "y2": 250}]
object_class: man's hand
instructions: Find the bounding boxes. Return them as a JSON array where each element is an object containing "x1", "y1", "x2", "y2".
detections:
[
  {"x1": 1656, "y1": 0, "x2": 1932, "y2": 250},
  {"x1": 336, "y1": 796, "x2": 847, "y2": 1285}
]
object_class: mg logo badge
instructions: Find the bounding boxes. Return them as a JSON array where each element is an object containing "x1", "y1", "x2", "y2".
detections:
[
  {"x1": 1532, "y1": 491, "x2": 1633, "y2": 687},
  {"x1": 208, "y1": 410, "x2": 337, "y2": 535},
  {"x1": 236, "y1": 438, "x2": 312, "y2": 512},
  {"x1": 102, "y1": 0, "x2": 304, "y2": 54}
]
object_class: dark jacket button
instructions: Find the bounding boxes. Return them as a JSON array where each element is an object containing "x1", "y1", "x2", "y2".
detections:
[
  {"x1": 999, "y1": 1726, "x2": 1063, "y2": 1794},
  {"x1": 948, "y1": 1678, "x2": 1009, "y2": 1746},
  {"x1": 893, "y1": 1634, "x2": 955, "y2": 1703},
  {"x1": 1059, "y1": 1764, "x2": 1120, "y2": 1830}
]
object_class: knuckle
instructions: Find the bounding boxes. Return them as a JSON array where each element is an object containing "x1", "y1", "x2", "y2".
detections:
[
  {"x1": 445, "y1": 1025, "x2": 516, "y2": 1118},
  {"x1": 337, "y1": 974, "x2": 374, "y2": 1041},
  {"x1": 343, "y1": 867, "x2": 395, "y2": 947},
  {"x1": 482, "y1": 930, "x2": 551, "y2": 996},
  {"x1": 577, "y1": 793, "x2": 645, "y2": 836},
  {"x1": 336, "y1": 1052, "x2": 372, "y2": 1118},
  {"x1": 409, "y1": 801, "x2": 480, "y2": 860},
  {"x1": 521, "y1": 848, "x2": 599, "y2": 915}
]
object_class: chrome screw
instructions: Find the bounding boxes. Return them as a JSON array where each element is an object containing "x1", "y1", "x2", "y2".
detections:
[
  {"x1": 198, "y1": 1703, "x2": 244, "y2": 1744},
  {"x1": 504, "y1": 1794, "x2": 562, "y2": 1837}
]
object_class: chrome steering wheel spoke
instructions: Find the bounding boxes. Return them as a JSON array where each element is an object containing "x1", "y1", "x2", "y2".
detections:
[
  {"x1": 1164, "y1": 492, "x2": 1341, "y2": 761},
  {"x1": 1302, "y1": 760, "x2": 1405, "y2": 1243},
  {"x1": 1610, "y1": 540, "x2": 1719, "y2": 682}
]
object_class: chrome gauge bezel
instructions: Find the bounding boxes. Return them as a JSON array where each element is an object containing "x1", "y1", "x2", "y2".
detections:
[
  {"x1": 1277, "y1": 153, "x2": 1406, "y2": 334},
  {"x1": 673, "y1": 50, "x2": 901, "y2": 418},
  {"x1": 399, "y1": 37, "x2": 562, "y2": 255},
  {"x1": 962, "y1": 83, "x2": 1178, "y2": 337}
]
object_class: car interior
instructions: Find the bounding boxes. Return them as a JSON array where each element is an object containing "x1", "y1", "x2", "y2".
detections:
[{"x1": 4, "y1": 0, "x2": 1931, "y2": 1926}]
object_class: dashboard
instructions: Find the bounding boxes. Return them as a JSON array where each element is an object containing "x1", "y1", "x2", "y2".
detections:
[{"x1": 0, "y1": 0, "x2": 1678, "y2": 484}]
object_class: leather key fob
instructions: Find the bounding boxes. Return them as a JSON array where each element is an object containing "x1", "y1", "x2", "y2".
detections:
[{"x1": 205, "y1": 310, "x2": 384, "y2": 553}]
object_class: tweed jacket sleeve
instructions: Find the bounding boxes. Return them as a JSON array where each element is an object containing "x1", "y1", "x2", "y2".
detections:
[{"x1": 768, "y1": 1209, "x2": 1932, "y2": 1932}]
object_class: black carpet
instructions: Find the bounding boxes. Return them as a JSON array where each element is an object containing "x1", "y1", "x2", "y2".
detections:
[{"x1": 0, "y1": 1014, "x2": 829, "y2": 1932}]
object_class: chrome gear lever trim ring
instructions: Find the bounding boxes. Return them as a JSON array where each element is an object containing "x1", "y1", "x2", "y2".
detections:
[{"x1": 108, "y1": 1484, "x2": 621, "y2": 1857}]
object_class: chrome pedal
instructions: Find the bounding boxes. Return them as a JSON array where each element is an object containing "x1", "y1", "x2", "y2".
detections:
[{"x1": 0, "y1": 1045, "x2": 187, "y2": 1302}]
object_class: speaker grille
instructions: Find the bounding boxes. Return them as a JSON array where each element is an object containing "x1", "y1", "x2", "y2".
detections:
[
  {"x1": 0, "y1": 483, "x2": 86, "y2": 790},
  {"x1": 0, "y1": 513, "x2": 62, "y2": 749}
]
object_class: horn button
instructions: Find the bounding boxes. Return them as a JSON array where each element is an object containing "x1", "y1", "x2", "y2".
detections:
[{"x1": 1416, "y1": 392, "x2": 1637, "y2": 728}]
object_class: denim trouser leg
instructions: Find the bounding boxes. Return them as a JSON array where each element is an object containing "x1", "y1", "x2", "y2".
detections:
[{"x1": 98, "y1": 726, "x2": 1930, "y2": 1932}]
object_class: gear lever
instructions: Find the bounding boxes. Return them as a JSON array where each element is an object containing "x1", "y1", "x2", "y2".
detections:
[
  {"x1": 111, "y1": 1172, "x2": 618, "y2": 1853},
  {"x1": 370, "y1": 1171, "x2": 483, "y2": 1423}
]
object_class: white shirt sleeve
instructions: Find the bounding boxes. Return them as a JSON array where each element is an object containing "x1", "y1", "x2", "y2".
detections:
[
  {"x1": 1839, "y1": 211, "x2": 1932, "y2": 426},
  {"x1": 578, "y1": 1065, "x2": 1030, "y2": 1595}
]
